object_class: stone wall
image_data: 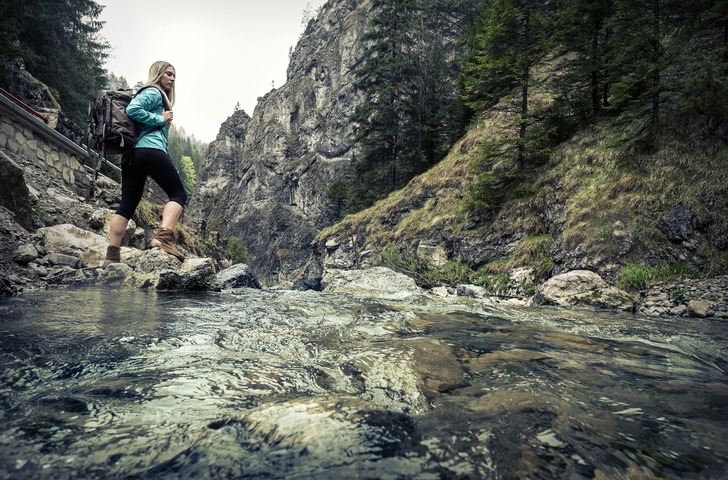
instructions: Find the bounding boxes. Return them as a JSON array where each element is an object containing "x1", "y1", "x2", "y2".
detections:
[{"x1": 0, "y1": 93, "x2": 93, "y2": 197}]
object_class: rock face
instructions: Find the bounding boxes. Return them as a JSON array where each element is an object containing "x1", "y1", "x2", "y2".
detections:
[
  {"x1": 186, "y1": 0, "x2": 368, "y2": 286},
  {"x1": 0, "y1": 152, "x2": 33, "y2": 230}
]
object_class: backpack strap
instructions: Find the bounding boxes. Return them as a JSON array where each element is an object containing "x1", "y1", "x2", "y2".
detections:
[
  {"x1": 133, "y1": 85, "x2": 168, "y2": 143},
  {"x1": 135, "y1": 85, "x2": 170, "y2": 111}
]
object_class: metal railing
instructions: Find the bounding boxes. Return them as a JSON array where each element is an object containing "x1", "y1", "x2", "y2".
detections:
[{"x1": 0, "y1": 88, "x2": 121, "y2": 181}]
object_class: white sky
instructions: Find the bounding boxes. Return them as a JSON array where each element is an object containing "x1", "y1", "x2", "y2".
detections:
[{"x1": 98, "y1": 1, "x2": 328, "y2": 143}]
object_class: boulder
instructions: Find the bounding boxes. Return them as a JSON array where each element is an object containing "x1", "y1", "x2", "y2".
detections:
[
  {"x1": 13, "y1": 243, "x2": 38, "y2": 264},
  {"x1": 456, "y1": 284, "x2": 490, "y2": 299},
  {"x1": 119, "y1": 248, "x2": 183, "y2": 288},
  {"x1": 43, "y1": 252, "x2": 81, "y2": 268},
  {"x1": 528, "y1": 270, "x2": 636, "y2": 312},
  {"x1": 98, "y1": 262, "x2": 133, "y2": 284},
  {"x1": 687, "y1": 299, "x2": 711, "y2": 318},
  {"x1": 157, "y1": 257, "x2": 220, "y2": 291},
  {"x1": 35, "y1": 224, "x2": 108, "y2": 268},
  {"x1": 124, "y1": 248, "x2": 180, "y2": 272},
  {"x1": 216, "y1": 263, "x2": 262, "y2": 290},
  {"x1": 321, "y1": 267, "x2": 422, "y2": 297}
]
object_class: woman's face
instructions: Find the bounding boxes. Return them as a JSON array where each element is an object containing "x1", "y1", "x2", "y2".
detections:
[{"x1": 159, "y1": 66, "x2": 175, "y2": 93}]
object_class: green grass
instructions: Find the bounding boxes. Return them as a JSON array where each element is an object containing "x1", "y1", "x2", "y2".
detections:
[
  {"x1": 375, "y1": 245, "x2": 475, "y2": 288},
  {"x1": 616, "y1": 264, "x2": 655, "y2": 291},
  {"x1": 473, "y1": 273, "x2": 510, "y2": 294},
  {"x1": 616, "y1": 261, "x2": 705, "y2": 292}
]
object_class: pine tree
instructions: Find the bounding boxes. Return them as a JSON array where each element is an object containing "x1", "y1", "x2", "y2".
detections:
[
  {"x1": 179, "y1": 155, "x2": 197, "y2": 195},
  {"x1": 605, "y1": 0, "x2": 696, "y2": 151},
  {"x1": 345, "y1": 0, "x2": 470, "y2": 214},
  {"x1": 349, "y1": 0, "x2": 420, "y2": 211},
  {"x1": 663, "y1": 0, "x2": 728, "y2": 144},
  {"x1": 551, "y1": 0, "x2": 614, "y2": 120},
  {"x1": 460, "y1": 0, "x2": 560, "y2": 170},
  {"x1": 166, "y1": 125, "x2": 206, "y2": 197},
  {"x1": 0, "y1": 0, "x2": 109, "y2": 125}
]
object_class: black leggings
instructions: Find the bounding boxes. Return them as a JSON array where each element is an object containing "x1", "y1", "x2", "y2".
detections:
[{"x1": 115, "y1": 148, "x2": 188, "y2": 220}]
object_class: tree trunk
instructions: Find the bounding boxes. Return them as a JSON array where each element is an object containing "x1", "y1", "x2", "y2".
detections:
[
  {"x1": 517, "y1": 4, "x2": 531, "y2": 170},
  {"x1": 649, "y1": 0, "x2": 661, "y2": 145}
]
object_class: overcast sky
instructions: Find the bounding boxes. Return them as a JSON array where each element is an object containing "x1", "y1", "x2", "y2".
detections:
[{"x1": 99, "y1": 1, "x2": 328, "y2": 143}]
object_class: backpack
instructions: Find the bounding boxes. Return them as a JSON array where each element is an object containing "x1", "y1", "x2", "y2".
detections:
[{"x1": 86, "y1": 86, "x2": 165, "y2": 170}]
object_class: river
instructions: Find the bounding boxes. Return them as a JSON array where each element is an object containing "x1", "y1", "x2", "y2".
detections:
[{"x1": 1, "y1": 286, "x2": 726, "y2": 479}]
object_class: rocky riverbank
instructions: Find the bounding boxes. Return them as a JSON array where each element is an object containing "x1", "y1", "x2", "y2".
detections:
[
  {"x1": 637, "y1": 276, "x2": 728, "y2": 319},
  {"x1": 1, "y1": 146, "x2": 726, "y2": 320},
  {"x1": 0, "y1": 146, "x2": 257, "y2": 295},
  {"x1": 2, "y1": 208, "x2": 727, "y2": 321},
  {"x1": 446, "y1": 270, "x2": 728, "y2": 320}
]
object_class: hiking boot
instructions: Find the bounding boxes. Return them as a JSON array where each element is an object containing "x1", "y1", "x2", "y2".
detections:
[
  {"x1": 103, "y1": 245, "x2": 121, "y2": 267},
  {"x1": 150, "y1": 228, "x2": 185, "y2": 260}
]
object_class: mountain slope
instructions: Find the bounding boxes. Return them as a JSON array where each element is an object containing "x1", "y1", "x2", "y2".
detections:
[
  {"x1": 313, "y1": 109, "x2": 728, "y2": 293},
  {"x1": 186, "y1": 0, "x2": 368, "y2": 285}
]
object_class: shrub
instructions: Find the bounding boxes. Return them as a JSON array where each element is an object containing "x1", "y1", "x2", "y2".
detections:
[
  {"x1": 226, "y1": 236, "x2": 249, "y2": 265},
  {"x1": 377, "y1": 245, "x2": 475, "y2": 288},
  {"x1": 670, "y1": 288, "x2": 688, "y2": 303}
]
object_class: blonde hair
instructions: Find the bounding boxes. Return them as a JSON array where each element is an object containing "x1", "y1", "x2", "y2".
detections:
[{"x1": 144, "y1": 60, "x2": 175, "y2": 107}]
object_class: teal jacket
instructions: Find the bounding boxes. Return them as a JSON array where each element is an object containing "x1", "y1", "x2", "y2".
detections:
[{"x1": 126, "y1": 86, "x2": 169, "y2": 152}]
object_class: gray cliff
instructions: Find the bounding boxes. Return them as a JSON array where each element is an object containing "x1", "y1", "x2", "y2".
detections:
[{"x1": 186, "y1": 0, "x2": 368, "y2": 286}]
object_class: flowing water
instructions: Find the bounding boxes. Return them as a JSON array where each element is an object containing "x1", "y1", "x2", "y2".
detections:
[{"x1": 0, "y1": 286, "x2": 726, "y2": 479}]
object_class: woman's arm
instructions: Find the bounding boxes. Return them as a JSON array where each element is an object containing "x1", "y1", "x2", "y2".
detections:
[{"x1": 126, "y1": 87, "x2": 166, "y2": 127}]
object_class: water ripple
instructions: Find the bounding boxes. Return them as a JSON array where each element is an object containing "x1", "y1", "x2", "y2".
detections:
[{"x1": 0, "y1": 287, "x2": 726, "y2": 479}]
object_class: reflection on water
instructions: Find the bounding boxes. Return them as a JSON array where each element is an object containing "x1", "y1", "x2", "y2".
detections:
[{"x1": 0, "y1": 287, "x2": 727, "y2": 479}]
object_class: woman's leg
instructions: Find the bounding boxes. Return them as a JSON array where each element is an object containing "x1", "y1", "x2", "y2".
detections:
[
  {"x1": 140, "y1": 149, "x2": 188, "y2": 259},
  {"x1": 112, "y1": 152, "x2": 148, "y2": 245},
  {"x1": 142, "y1": 148, "x2": 188, "y2": 229},
  {"x1": 108, "y1": 214, "x2": 130, "y2": 248},
  {"x1": 104, "y1": 154, "x2": 148, "y2": 266},
  {"x1": 160, "y1": 200, "x2": 183, "y2": 229}
]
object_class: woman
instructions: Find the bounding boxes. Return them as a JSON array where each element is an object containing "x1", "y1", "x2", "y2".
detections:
[{"x1": 103, "y1": 60, "x2": 187, "y2": 266}]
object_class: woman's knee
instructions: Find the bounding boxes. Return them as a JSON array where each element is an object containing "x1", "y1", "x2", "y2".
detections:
[
  {"x1": 170, "y1": 190, "x2": 188, "y2": 208},
  {"x1": 114, "y1": 207, "x2": 134, "y2": 220}
]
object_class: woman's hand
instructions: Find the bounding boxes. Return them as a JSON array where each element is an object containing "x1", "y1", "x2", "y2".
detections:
[{"x1": 163, "y1": 110, "x2": 174, "y2": 124}]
